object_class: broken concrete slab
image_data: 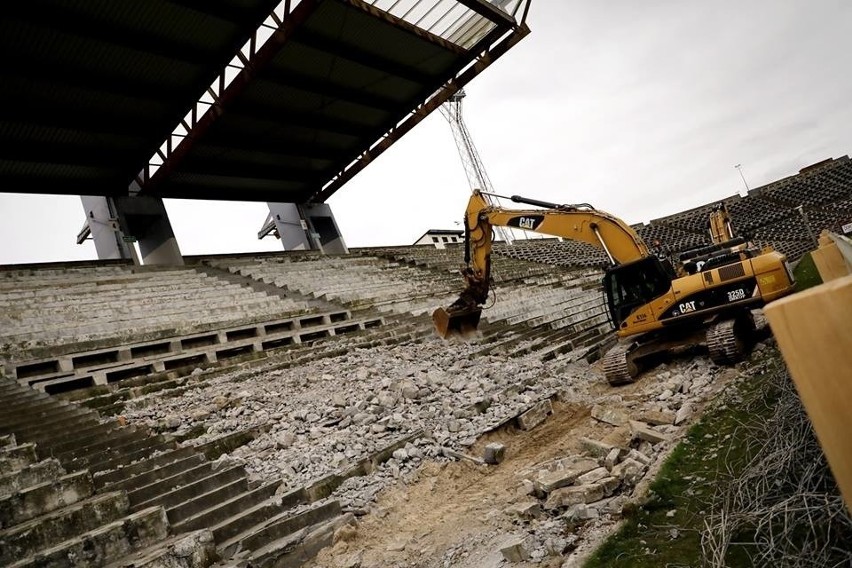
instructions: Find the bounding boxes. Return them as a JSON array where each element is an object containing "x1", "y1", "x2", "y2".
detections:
[
  {"x1": 612, "y1": 458, "x2": 646, "y2": 486},
  {"x1": 533, "y1": 459, "x2": 599, "y2": 495},
  {"x1": 675, "y1": 403, "x2": 694, "y2": 425},
  {"x1": 591, "y1": 405, "x2": 629, "y2": 427},
  {"x1": 637, "y1": 409, "x2": 675, "y2": 426},
  {"x1": 500, "y1": 537, "x2": 530, "y2": 563},
  {"x1": 604, "y1": 448, "x2": 622, "y2": 471},
  {"x1": 578, "y1": 437, "x2": 614, "y2": 458},
  {"x1": 576, "y1": 467, "x2": 609, "y2": 486},
  {"x1": 517, "y1": 399, "x2": 553, "y2": 431},
  {"x1": 629, "y1": 420, "x2": 669, "y2": 444},
  {"x1": 505, "y1": 500, "x2": 542, "y2": 519},
  {"x1": 544, "y1": 484, "x2": 604, "y2": 510}
]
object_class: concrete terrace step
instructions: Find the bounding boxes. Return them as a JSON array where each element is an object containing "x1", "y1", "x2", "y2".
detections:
[
  {"x1": 219, "y1": 499, "x2": 341, "y2": 560},
  {"x1": 209, "y1": 486, "x2": 308, "y2": 546},
  {"x1": 0, "y1": 491, "x2": 129, "y2": 564},
  {"x1": 0, "y1": 469, "x2": 93, "y2": 526},
  {"x1": 126, "y1": 460, "x2": 215, "y2": 507},
  {"x1": 86, "y1": 438, "x2": 179, "y2": 476},
  {"x1": 93, "y1": 446, "x2": 199, "y2": 491},
  {"x1": 0, "y1": 458, "x2": 65, "y2": 496},
  {"x1": 7, "y1": 506, "x2": 168, "y2": 568},
  {"x1": 172, "y1": 481, "x2": 280, "y2": 535},
  {"x1": 130, "y1": 465, "x2": 246, "y2": 517},
  {"x1": 228, "y1": 501, "x2": 344, "y2": 566}
]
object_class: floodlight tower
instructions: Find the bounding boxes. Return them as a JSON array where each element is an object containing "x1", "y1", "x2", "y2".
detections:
[{"x1": 441, "y1": 90, "x2": 519, "y2": 244}]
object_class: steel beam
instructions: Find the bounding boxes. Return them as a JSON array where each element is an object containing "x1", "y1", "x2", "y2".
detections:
[
  {"x1": 453, "y1": 0, "x2": 516, "y2": 28},
  {"x1": 311, "y1": 23, "x2": 530, "y2": 202}
]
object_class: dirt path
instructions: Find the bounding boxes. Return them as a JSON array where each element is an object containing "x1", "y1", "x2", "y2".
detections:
[{"x1": 309, "y1": 398, "x2": 638, "y2": 568}]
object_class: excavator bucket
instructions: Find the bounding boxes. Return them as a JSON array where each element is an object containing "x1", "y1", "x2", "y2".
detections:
[{"x1": 432, "y1": 306, "x2": 482, "y2": 338}]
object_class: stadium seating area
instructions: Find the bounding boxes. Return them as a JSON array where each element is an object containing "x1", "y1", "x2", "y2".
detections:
[{"x1": 1, "y1": 154, "x2": 851, "y2": 568}]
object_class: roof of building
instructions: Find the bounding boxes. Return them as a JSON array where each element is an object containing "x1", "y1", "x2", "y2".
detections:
[{"x1": 1, "y1": 0, "x2": 529, "y2": 203}]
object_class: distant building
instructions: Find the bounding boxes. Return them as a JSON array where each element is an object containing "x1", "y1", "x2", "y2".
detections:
[{"x1": 414, "y1": 229, "x2": 464, "y2": 249}]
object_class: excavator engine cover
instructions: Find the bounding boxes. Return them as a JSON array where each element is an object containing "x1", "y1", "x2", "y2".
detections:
[{"x1": 432, "y1": 307, "x2": 482, "y2": 338}]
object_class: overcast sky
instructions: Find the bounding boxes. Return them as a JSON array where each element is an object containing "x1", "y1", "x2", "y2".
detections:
[{"x1": 1, "y1": 0, "x2": 851, "y2": 265}]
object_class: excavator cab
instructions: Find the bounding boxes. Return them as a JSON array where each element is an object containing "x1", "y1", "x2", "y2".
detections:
[{"x1": 603, "y1": 256, "x2": 674, "y2": 328}]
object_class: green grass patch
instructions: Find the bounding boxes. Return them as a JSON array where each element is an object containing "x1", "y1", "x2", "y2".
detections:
[
  {"x1": 793, "y1": 252, "x2": 822, "y2": 292},
  {"x1": 584, "y1": 357, "x2": 781, "y2": 568}
]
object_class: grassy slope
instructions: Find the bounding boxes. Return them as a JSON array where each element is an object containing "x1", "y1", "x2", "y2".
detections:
[{"x1": 584, "y1": 361, "x2": 776, "y2": 568}]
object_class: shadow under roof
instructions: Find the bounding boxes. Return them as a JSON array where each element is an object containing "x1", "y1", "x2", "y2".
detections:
[
  {"x1": 0, "y1": 0, "x2": 283, "y2": 196},
  {"x1": 1, "y1": 0, "x2": 528, "y2": 203}
]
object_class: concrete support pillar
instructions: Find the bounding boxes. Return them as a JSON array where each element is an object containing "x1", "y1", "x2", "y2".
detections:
[
  {"x1": 80, "y1": 195, "x2": 184, "y2": 265},
  {"x1": 266, "y1": 202, "x2": 348, "y2": 254}
]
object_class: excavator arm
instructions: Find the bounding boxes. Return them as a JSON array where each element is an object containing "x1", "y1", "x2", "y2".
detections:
[{"x1": 433, "y1": 190, "x2": 650, "y2": 337}]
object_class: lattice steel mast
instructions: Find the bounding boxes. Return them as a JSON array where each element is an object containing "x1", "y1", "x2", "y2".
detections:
[{"x1": 441, "y1": 90, "x2": 518, "y2": 244}]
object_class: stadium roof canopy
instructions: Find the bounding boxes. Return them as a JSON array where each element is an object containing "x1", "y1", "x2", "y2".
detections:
[{"x1": 1, "y1": 0, "x2": 530, "y2": 203}]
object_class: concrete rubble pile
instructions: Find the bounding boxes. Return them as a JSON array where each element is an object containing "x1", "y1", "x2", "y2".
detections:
[{"x1": 119, "y1": 330, "x2": 766, "y2": 566}]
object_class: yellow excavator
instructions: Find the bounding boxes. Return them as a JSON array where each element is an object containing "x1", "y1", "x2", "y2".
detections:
[{"x1": 433, "y1": 190, "x2": 796, "y2": 385}]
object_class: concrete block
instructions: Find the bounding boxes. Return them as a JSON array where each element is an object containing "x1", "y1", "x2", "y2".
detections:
[
  {"x1": 629, "y1": 420, "x2": 669, "y2": 444},
  {"x1": 612, "y1": 458, "x2": 646, "y2": 486},
  {"x1": 0, "y1": 470, "x2": 93, "y2": 526},
  {"x1": 675, "y1": 403, "x2": 694, "y2": 426},
  {"x1": 563, "y1": 502, "x2": 600, "y2": 522},
  {"x1": 544, "y1": 483, "x2": 605, "y2": 510},
  {"x1": 505, "y1": 500, "x2": 541, "y2": 519},
  {"x1": 637, "y1": 409, "x2": 676, "y2": 426},
  {"x1": 604, "y1": 448, "x2": 622, "y2": 471},
  {"x1": 591, "y1": 405, "x2": 629, "y2": 426},
  {"x1": 533, "y1": 459, "x2": 598, "y2": 495},
  {"x1": 500, "y1": 537, "x2": 530, "y2": 563},
  {"x1": 517, "y1": 399, "x2": 552, "y2": 431},
  {"x1": 578, "y1": 437, "x2": 614, "y2": 458},
  {"x1": 483, "y1": 443, "x2": 506, "y2": 465},
  {"x1": 576, "y1": 467, "x2": 609, "y2": 485},
  {"x1": 627, "y1": 449, "x2": 653, "y2": 466}
]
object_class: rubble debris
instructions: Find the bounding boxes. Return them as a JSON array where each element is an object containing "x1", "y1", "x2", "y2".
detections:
[
  {"x1": 517, "y1": 399, "x2": 553, "y2": 431},
  {"x1": 483, "y1": 442, "x2": 506, "y2": 465},
  {"x1": 591, "y1": 405, "x2": 629, "y2": 426},
  {"x1": 629, "y1": 420, "x2": 669, "y2": 444}
]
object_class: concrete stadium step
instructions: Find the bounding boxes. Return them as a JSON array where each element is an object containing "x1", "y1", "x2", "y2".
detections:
[
  {"x1": 248, "y1": 513, "x2": 354, "y2": 568},
  {"x1": 52, "y1": 427, "x2": 151, "y2": 464},
  {"x1": 166, "y1": 476, "x2": 250, "y2": 525},
  {"x1": 103, "y1": 530, "x2": 216, "y2": 568},
  {"x1": 0, "y1": 400, "x2": 86, "y2": 427},
  {"x1": 6, "y1": 505, "x2": 168, "y2": 568},
  {"x1": 62, "y1": 434, "x2": 171, "y2": 472},
  {"x1": 0, "y1": 443, "x2": 38, "y2": 471},
  {"x1": 171, "y1": 481, "x2": 280, "y2": 535},
  {"x1": 86, "y1": 438, "x2": 178, "y2": 476},
  {"x1": 209, "y1": 486, "x2": 308, "y2": 546},
  {"x1": 0, "y1": 405, "x2": 99, "y2": 432},
  {"x1": 224, "y1": 500, "x2": 343, "y2": 565},
  {"x1": 126, "y1": 460, "x2": 215, "y2": 507},
  {"x1": 0, "y1": 490, "x2": 129, "y2": 564},
  {"x1": 102, "y1": 451, "x2": 206, "y2": 495},
  {"x1": 47, "y1": 423, "x2": 140, "y2": 457},
  {"x1": 130, "y1": 464, "x2": 246, "y2": 517},
  {"x1": 18, "y1": 420, "x2": 113, "y2": 451},
  {"x1": 94, "y1": 446, "x2": 198, "y2": 491},
  {"x1": 0, "y1": 458, "x2": 64, "y2": 496},
  {"x1": 0, "y1": 469, "x2": 93, "y2": 526}
]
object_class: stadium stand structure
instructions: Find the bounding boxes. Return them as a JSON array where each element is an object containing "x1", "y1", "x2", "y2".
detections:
[{"x1": 1, "y1": 156, "x2": 851, "y2": 566}]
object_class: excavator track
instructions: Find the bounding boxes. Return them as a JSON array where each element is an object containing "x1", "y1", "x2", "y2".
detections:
[
  {"x1": 706, "y1": 315, "x2": 753, "y2": 366},
  {"x1": 603, "y1": 342, "x2": 639, "y2": 386}
]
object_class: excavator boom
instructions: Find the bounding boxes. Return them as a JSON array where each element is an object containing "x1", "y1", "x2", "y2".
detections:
[{"x1": 433, "y1": 190, "x2": 649, "y2": 338}]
